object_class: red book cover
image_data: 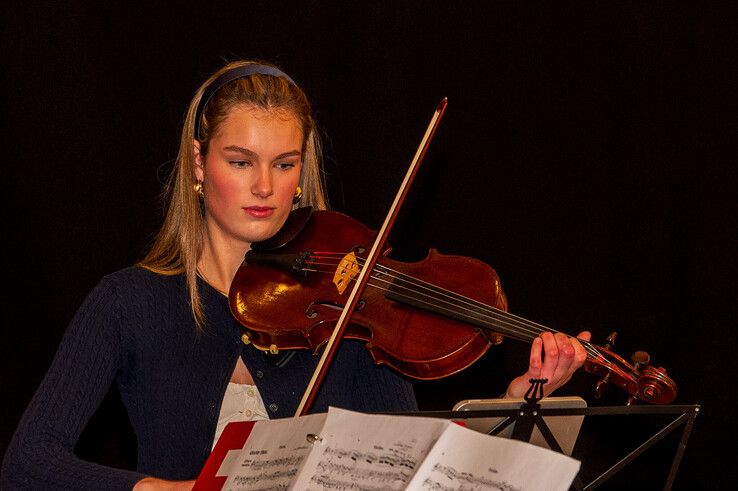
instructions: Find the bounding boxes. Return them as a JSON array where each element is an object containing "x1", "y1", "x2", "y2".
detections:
[{"x1": 192, "y1": 421, "x2": 257, "y2": 491}]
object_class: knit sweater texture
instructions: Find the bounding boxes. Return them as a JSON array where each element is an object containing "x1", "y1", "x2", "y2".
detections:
[{"x1": 1, "y1": 267, "x2": 418, "y2": 490}]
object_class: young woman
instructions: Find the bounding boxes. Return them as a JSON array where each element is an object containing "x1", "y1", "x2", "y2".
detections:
[{"x1": 1, "y1": 60, "x2": 589, "y2": 490}]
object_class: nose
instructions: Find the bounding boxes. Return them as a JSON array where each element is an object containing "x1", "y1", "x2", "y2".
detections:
[{"x1": 251, "y1": 167, "x2": 273, "y2": 198}]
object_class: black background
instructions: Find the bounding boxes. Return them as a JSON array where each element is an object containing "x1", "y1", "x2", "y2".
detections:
[{"x1": 1, "y1": 1, "x2": 734, "y2": 489}]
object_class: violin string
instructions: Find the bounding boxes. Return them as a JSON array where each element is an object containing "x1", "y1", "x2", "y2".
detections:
[
  {"x1": 310, "y1": 258, "x2": 605, "y2": 362},
  {"x1": 306, "y1": 250, "x2": 566, "y2": 347},
  {"x1": 366, "y1": 265, "x2": 605, "y2": 362},
  {"x1": 305, "y1": 252, "x2": 592, "y2": 350},
  {"x1": 304, "y1": 253, "x2": 605, "y2": 362},
  {"x1": 301, "y1": 257, "x2": 664, "y2": 397}
]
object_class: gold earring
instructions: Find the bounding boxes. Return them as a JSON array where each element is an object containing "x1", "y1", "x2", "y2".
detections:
[
  {"x1": 292, "y1": 185, "x2": 302, "y2": 205},
  {"x1": 194, "y1": 180, "x2": 204, "y2": 201}
]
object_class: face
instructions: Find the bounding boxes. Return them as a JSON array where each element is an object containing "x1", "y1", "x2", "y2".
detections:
[{"x1": 194, "y1": 105, "x2": 303, "y2": 249}]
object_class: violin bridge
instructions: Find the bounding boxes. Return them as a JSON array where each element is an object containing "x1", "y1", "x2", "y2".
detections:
[{"x1": 334, "y1": 251, "x2": 360, "y2": 295}]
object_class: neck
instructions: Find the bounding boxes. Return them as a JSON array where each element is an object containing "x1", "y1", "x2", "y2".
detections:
[{"x1": 198, "y1": 230, "x2": 252, "y2": 295}]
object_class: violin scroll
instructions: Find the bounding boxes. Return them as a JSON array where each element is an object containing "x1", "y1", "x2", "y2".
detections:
[{"x1": 585, "y1": 332, "x2": 677, "y2": 405}]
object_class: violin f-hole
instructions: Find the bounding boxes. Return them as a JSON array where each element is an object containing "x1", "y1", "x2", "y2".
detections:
[{"x1": 304, "y1": 299, "x2": 367, "y2": 318}]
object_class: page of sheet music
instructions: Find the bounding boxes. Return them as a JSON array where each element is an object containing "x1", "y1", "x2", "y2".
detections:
[
  {"x1": 220, "y1": 412, "x2": 327, "y2": 491},
  {"x1": 290, "y1": 407, "x2": 451, "y2": 491},
  {"x1": 405, "y1": 420, "x2": 581, "y2": 491}
]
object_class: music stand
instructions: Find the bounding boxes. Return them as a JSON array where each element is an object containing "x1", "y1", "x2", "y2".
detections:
[
  {"x1": 452, "y1": 396, "x2": 586, "y2": 456},
  {"x1": 392, "y1": 380, "x2": 699, "y2": 491}
]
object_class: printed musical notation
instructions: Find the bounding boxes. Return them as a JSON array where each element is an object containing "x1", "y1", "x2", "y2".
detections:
[
  {"x1": 405, "y1": 419, "x2": 579, "y2": 491},
  {"x1": 304, "y1": 444, "x2": 419, "y2": 490},
  {"x1": 219, "y1": 412, "x2": 326, "y2": 491},
  {"x1": 291, "y1": 407, "x2": 449, "y2": 490},
  {"x1": 203, "y1": 407, "x2": 580, "y2": 491},
  {"x1": 419, "y1": 463, "x2": 520, "y2": 491},
  {"x1": 242, "y1": 456, "x2": 304, "y2": 471},
  {"x1": 321, "y1": 446, "x2": 417, "y2": 469}
]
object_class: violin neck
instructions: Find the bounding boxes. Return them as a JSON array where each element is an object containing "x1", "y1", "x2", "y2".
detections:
[{"x1": 385, "y1": 285, "x2": 539, "y2": 342}]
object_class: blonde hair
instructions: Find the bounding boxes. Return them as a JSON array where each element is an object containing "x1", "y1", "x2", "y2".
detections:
[{"x1": 139, "y1": 60, "x2": 328, "y2": 327}]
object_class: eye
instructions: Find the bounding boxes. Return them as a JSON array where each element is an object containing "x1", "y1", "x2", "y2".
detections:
[
  {"x1": 229, "y1": 160, "x2": 252, "y2": 169},
  {"x1": 275, "y1": 160, "x2": 298, "y2": 171}
]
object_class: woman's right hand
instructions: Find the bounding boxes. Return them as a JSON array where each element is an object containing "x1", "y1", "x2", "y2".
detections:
[{"x1": 133, "y1": 477, "x2": 195, "y2": 491}]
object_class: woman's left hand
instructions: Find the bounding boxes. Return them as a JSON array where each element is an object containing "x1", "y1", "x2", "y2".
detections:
[{"x1": 504, "y1": 331, "x2": 591, "y2": 399}]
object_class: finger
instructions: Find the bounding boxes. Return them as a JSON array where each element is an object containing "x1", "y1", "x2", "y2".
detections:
[
  {"x1": 551, "y1": 332, "x2": 576, "y2": 384},
  {"x1": 528, "y1": 335, "x2": 543, "y2": 378},
  {"x1": 571, "y1": 332, "x2": 590, "y2": 369},
  {"x1": 539, "y1": 331, "x2": 559, "y2": 384}
]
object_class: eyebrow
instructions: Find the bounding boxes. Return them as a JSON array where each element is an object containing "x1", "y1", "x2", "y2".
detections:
[{"x1": 223, "y1": 145, "x2": 301, "y2": 160}]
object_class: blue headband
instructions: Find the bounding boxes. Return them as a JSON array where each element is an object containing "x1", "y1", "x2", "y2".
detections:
[{"x1": 194, "y1": 64, "x2": 296, "y2": 139}]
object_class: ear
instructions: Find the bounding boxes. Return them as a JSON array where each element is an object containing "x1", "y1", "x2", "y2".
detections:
[{"x1": 193, "y1": 139, "x2": 205, "y2": 182}]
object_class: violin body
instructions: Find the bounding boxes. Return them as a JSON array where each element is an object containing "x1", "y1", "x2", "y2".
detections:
[{"x1": 230, "y1": 209, "x2": 506, "y2": 380}]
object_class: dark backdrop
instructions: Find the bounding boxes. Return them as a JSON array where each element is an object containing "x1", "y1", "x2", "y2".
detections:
[{"x1": 2, "y1": 1, "x2": 734, "y2": 489}]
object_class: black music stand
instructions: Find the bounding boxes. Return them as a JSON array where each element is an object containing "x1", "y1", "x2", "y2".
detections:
[{"x1": 394, "y1": 380, "x2": 699, "y2": 491}]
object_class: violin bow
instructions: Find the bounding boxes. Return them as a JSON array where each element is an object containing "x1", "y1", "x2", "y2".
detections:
[{"x1": 294, "y1": 97, "x2": 449, "y2": 416}]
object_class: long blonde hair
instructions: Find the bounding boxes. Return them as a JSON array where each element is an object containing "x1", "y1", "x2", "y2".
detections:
[{"x1": 139, "y1": 60, "x2": 328, "y2": 327}]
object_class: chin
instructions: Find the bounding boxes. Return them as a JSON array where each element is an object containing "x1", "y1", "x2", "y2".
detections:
[{"x1": 241, "y1": 225, "x2": 281, "y2": 245}]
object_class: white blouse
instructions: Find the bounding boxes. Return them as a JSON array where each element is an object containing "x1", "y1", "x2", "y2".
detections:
[{"x1": 212, "y1": 382, "x2": 269, "y2": 449}]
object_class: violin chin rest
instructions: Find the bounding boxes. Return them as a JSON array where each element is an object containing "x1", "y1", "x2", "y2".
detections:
[{"x1": 251, "y1": 206, "x2": 314, "y2": 251}]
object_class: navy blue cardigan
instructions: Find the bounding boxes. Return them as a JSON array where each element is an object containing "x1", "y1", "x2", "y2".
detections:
[{"x1": 1, "y1": 267, "x2": 417, "y2": 490}]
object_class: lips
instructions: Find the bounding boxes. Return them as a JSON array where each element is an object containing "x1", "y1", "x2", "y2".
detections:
[{"x1": 243, "y1": 206, "x2": 275, "y2": 218}]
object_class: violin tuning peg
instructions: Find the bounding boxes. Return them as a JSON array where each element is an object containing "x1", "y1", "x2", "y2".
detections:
[
  {"x1": 626, "y1": 395, "x2": 638, "y2": 406},
  {"x1": 593, "y1": 380, "x2": 606, "y2": 399},
  {"x1": 604, "y1": 332, "x2": 618, "y2": 350},
  {"x1": 630, "y1": 351, "x2": 651, "y2": 373},
  {"x1": 593, "y1": 373, "x2": 611, "y2": 399}
]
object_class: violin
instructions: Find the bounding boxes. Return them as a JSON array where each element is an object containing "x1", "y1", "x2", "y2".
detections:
[
  {"x1": 229, "y1": 206, "x2": 678, "y2": 406},
  {"x1": 230, "y1": 98, "x2": 676, "y2": 413}
]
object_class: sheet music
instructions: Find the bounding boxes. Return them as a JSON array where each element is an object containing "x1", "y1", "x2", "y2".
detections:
[
  {"x1": 405, "y1": 421, "x2": 580, "y2": 491},
  {"x1": 208, "y1": 407, "x2": 580, "y2": 491},
  {"x1": 290, "y1": 407, "x2": 451, "y2": 491},
  {"x1": 220, "y1": 412, "x2": 327, "y2": 491}
]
